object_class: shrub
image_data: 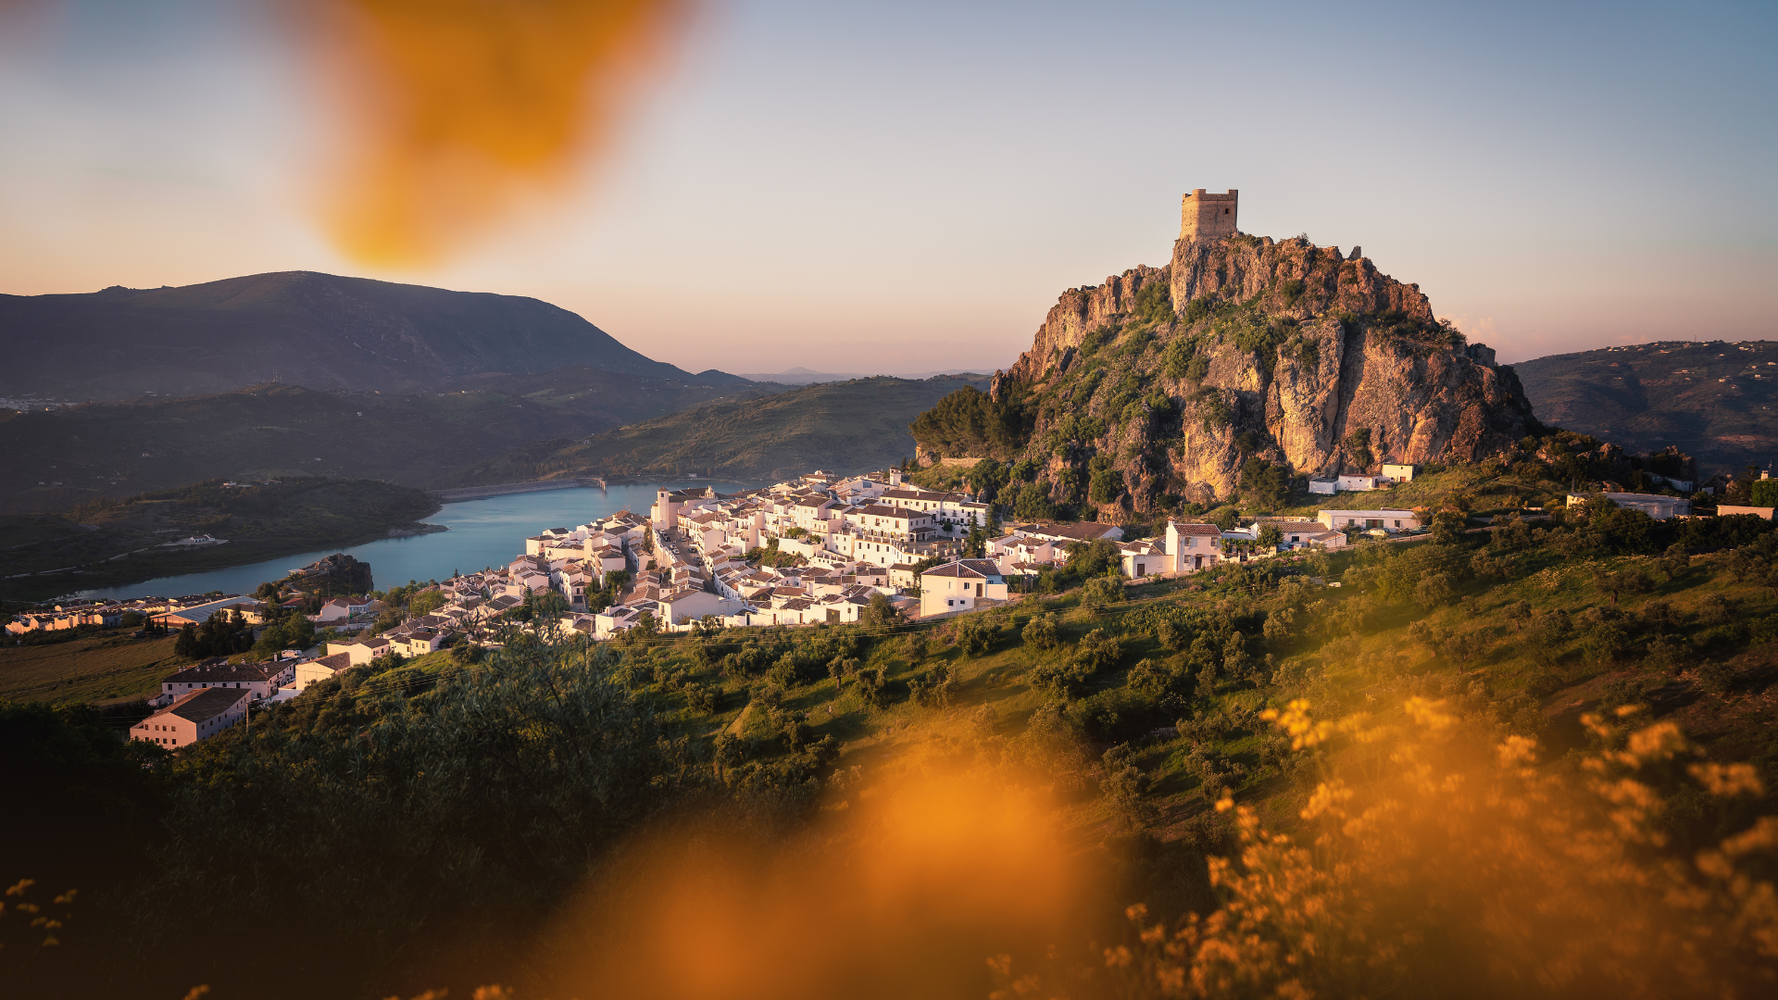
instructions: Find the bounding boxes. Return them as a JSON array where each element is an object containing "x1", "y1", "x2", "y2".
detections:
[
  {"x1": 1022, "y1": 613, "x2": 1060, "y2": 650},
  {"x1": 1071, "y1": 629, "x2": 1125, "y2": 674},
  {"x1": 1081, "y1": 577, "x2": 1124, "y2": 608}
]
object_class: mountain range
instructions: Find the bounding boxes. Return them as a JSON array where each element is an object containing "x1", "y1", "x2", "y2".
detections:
[
  {"x1": 736, "y1": 366, "x2": 1001, "y2": 385},
  {"x1": 0, "y1": 271, "x2": 743, "y2": 402},
  {"x1": 1514, "y1": 341, "x2": 1778, "y2": 476}
]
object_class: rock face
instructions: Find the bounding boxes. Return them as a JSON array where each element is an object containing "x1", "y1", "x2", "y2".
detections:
[
  {"x1": 972, "y1": 232, "x2": 1537, "y2": 513},
  {"x1": 1007, "y1": 266, "x2": 1171, "y2": 384}
]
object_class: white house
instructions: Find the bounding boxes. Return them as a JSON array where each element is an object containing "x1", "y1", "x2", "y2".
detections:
[
  {"x1": 131, "y1": 687, "x2": 248, "y2": 749},
  {"x1": 153, "y1": 660, "x2": 294, "y2": 707},
  {"x1": 1566, "y1": 492, "x2": 1692, "y2": 520},
  {"x1": 1258, "y1": 518, "x2": 1350, "y2": 551},
  {"x1": 327, "y1": 635, "x2": 392, "y2": 666},
  {"x1": 1118, "y1": 539, "x2": 1168, "y2": 578},
  {"x1": 918, "y1": 559, "x2": 1008, "y2": 617},
  {"x1": 1318, "y1": 509, "x2": 1421, "y2": 532},
  {"x1": 294, "y1": 651, "x2": 354, "y2": 691},
  {"x1": 848, "y1": 504, "x2": 935, "y2": 545},
  {"x1": 657, "y1": 588, "x2": 742, "y2": 625},
  {"x1": 1308, "y1": 478, "x2": 1338, "y2": 496},
  {"x1": 986, "y1": 533, "x2": 1061, "y2": 574},
  {"x1": 1337, "y1": 474, "x2": 1383, "y2": 492},
  {"x1": 1382, "y1": 463, "x2": 1416, "y2": 483},
  {"x1": 1165, "y1": 521, "x2": 1224, "y2": 573}
]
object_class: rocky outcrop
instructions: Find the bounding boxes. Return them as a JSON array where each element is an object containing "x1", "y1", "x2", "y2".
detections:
[
  {"x1": 978, "y1": 232, "x2": 1537, "y2": 512},
  {"x1": 1007, "y1": 266, "x2": 1171, "y2": 384},
  {"x1": 1170, "y1": 235, "x2": 1434, "y2": 323}
]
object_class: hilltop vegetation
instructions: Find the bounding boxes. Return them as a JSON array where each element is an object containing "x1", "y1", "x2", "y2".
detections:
[
  {"x1": 7, "y1": 490, "x2": 1778, "y2": 998},
  {"x1": 0, "y1": 477, "x2": 439, "y2": 603},
  {"x1": 1516, "y1": 340, "x2": 1778, "y2": 476},
  {"x1": 468, "y1": 375, "x2": 989, "y2": 485},
  {"x1": 0, "y1": 374, "x2": 765, "y2": 514}
]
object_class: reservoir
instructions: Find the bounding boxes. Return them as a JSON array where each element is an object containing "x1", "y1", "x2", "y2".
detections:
[{"x1": 76, "y1": 483, "x2": 734, "y2": 600}]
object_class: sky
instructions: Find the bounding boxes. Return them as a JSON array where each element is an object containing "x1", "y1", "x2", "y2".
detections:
[{"x1": 1, "y1": 0, "x2": 1773, "y2": 374}]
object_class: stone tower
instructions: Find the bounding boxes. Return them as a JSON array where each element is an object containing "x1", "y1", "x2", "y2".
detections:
[{"x1": 1180, "y1": 188, "x2": 1238, "y2": 241}]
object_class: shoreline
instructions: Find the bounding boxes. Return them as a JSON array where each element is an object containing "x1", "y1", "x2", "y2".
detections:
[
  {"x1": 12, "y1": 521, "x2": 449, "y2": 604},
  {"x1": 428, "y1": 478, "x2": 608, "y2": 504}
]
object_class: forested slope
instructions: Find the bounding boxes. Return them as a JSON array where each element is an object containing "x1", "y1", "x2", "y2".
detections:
[{"x1": 468, "y1": 375, "x2": 989, "y2": 485}]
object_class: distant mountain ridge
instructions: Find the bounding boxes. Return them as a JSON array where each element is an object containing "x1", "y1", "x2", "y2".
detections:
[
  {"x1": 737, "y1": 366, "x2": 1000, "y2": 385},
  {"x1": 1515, "y1": 340, "x2": 1778, "y2": 475},
  {"x1": 463, "y1": 375, "x2": 990, "y2": 485},
  {"x1": 0, "y1": 271, "x2": 745, "y2": 401}
]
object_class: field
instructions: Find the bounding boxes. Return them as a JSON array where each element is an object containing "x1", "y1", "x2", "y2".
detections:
[{"x1": 0, "y1": 630, "x2": 183, "y2": 705}]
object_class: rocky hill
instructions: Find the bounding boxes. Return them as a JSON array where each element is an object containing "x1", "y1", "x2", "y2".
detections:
[
  {"x1": 915, "y1": 231, "x2": 1537, "y2": 515},
  {"x1": 0, "y1": 271, "x2": 745, "y2": 402},
  {"x1": 1515, "y1": 341, "x2": 1778, "y2": 476}
]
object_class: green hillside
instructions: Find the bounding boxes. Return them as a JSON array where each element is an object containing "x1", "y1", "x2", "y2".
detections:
[
  {"x1": 0, "y1": 373, "x2": 768, "y2": 514},
  {"x1": 1515, "y1": 340, "x2": 1778, "y2": 476},
  {"x1": 10, "y1": 496, "x2": 1778, "y2": 999},
  {"x1": 468, "y1": 375, "x2": 989, "y2": 484}
]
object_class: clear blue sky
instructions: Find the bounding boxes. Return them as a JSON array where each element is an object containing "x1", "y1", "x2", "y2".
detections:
[{"x1": 1, "y1": 0, "x2": 1772, "y2": 373}]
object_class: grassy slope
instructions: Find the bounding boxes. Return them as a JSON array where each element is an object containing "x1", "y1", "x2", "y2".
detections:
[
  {"x1": 596, "y1": 540, "x2": 1778, "y2": 848},
  {"x1": 0, "y1": 373, "x2": 768, "y2": 514},
  {"x1": 468, "y1": 375, "x2": 989, "y2": 484},
  {"x1": 0, "y1": 477, "x2": 440, "y2": 602},
  {"x1": 0, "y1": 631, "x2": 186, "y2": 705},
  {"x1": 1515, "y1": 339, "x2": 1778, "y2": 475}
]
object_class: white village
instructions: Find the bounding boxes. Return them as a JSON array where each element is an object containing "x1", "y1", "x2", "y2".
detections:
[{"x1": 8, "y1": 464, "x2": 1463, "y2": 751}]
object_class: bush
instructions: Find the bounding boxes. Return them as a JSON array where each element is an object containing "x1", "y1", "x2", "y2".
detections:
[
  {"x1": 1414, "y1": 572, "x2": 1455, "y2": 610},
  {"x1": 1081, "y1": 577, "x2": 1125, "y2": 608},
  {"x1": 1022, "y1": 613, "x2": 1060, "y2": 650},
  {"x1": 956, "y1": 615, "x2": 1003, "y2": 656},
  {"x1": 1071, "y1": 629, "x2": 1125, "y2": 674}
]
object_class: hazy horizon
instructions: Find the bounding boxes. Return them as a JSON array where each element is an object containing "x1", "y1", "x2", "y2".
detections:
[{"x1": 2, "y1": 0, "x2": 1772, "y2": 372}]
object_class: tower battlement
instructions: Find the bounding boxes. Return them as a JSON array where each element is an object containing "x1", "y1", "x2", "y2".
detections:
[{"x1": 1180, "y1": 188, "x2": 1238, "y2": 242}]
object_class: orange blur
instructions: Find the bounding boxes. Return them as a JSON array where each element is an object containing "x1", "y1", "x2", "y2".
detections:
[
  {"x1": 520, "y1": 767, "x2": 1106, "y2": 1000},
  {"x1": 310, "y1": 0, "x2": 692, "y2": 265}
]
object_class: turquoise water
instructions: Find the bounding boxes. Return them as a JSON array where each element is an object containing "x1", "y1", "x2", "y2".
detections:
[{"x1": 76, "y1": 483, "x2": 733, "y2": 599}]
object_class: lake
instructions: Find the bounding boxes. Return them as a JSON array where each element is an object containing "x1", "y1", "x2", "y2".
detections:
[{"x1": 76, "y1": 483, "x2": 734, "y2": 600}]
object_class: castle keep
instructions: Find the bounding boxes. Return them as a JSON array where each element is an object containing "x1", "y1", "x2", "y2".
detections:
[{"x1": 1180, "y1": 188, "x2": 1238, "y2": 241}]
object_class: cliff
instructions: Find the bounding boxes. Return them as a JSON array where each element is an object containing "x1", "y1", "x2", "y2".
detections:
[{"x1": 926, "y1": 231, "x2": 1539, "y2": 515}]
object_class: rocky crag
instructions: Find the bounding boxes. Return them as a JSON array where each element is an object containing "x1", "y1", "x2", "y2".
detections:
[{"x1": 916, "y1": 229, "x2": 1539, "y2": 515}]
